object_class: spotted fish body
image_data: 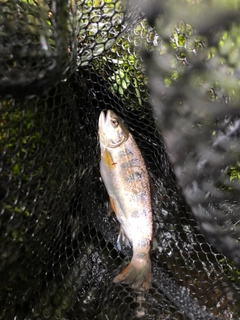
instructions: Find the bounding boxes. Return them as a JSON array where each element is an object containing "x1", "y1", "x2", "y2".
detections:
[{"x1": 98, "y1": 110, "x2": 153, "y2": 291}]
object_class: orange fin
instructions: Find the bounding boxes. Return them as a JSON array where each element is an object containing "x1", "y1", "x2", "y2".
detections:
[
  {"x1": 113, "y1": 254, "x2": 152, "y2": 291},
  {"x1": 107, "y1": 198, "x2": 114, "y2": 216},
  {"x1": 109, "y1": 196, "x2": 117, "y2": 216},
  {"x1": 102, "y1": 149, "x2": 117, "y2": 169}
]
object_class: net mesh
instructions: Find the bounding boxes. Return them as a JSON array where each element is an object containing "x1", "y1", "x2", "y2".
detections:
[{"x1": 1, "y1": 0, "x2": 240, "y2": 319}]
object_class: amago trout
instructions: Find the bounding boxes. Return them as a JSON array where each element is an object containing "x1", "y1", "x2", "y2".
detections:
[{"x1": 98, "y1": 110, "x2": 153, "y2": 290}]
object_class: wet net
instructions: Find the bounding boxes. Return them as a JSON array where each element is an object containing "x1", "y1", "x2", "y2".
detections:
[{"x1": 1, "y1": 0, "x2": 240, "y2": 319}]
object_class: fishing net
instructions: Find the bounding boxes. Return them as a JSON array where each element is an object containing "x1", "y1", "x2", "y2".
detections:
[{"x1": 1, "y1": 0, "x2": 240, "y2": 319}]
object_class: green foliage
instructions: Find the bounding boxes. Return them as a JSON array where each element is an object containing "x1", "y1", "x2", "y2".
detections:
[
  {"x1": 78, "y1": 0, "x2": 124, "y2": 64},
  {"x1": 91, "y1": 20, "x2": 155, "y2": 112},
  {"x1": 107, "y1": 42, "x2": 139, "y2": 99},
  {"x1": 218, "y1": 257, "x2": 240, "y2": 284},
  {"x1": 0, "y1": 85, "x2": 77, "y2": 318},
  {"x1": 227, "y1": 163, "x2": 240, "y2": 182},
  {"x1": 0, "y1": 99, "x2": 47, "y2": 254},
  {"x1": 90, "y1": 0, "x2": 240, "y2": 116}
]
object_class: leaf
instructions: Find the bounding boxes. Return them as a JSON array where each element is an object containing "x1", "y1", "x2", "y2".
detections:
[{"x1": 13, "y1": 163, "x2": 21, "y2": 175}]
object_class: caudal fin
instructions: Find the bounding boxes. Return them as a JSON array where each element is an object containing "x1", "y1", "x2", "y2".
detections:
[{"x1": 113, "y1": 254, "x2": 152, "y2": 290}]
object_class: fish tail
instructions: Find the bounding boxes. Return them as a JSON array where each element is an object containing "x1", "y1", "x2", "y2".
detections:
[{"x1": 113, "y1": 252, "x2": 152, "y2": 290}]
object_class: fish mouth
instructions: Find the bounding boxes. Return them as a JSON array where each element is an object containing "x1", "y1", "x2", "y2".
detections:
[
  {"x1": 98, "y1": 110, "x2": 106, "y2": 129},
  {"x1": 98, "y1": 110, "x2": 107, "y2": 133},
  {"x1": 98, "y1": 110, "x2": 110, "y2": 142},
  {"x1": 98, "y1": 110, "x2": 112, "y2": 130}
]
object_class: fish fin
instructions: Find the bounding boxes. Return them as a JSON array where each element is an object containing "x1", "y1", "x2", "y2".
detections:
[
  {"x1": 102, "y1": 149, "x2": 114, "y2": 169},
  {"x1": 109, "y1": 196, "x2": 117, "y2": 216},
  {"x1": 108, "y1": 198, "x2": 130, "y2": 250},
  {"x1": 107, "y1": 198, "x2": 114, "y2": 216},
  {"x1": 117, "y1": 230, "x2": 123, "y2": 251},
  {"x1": 113, "y1": 253, "x2": 152, "y2": 291},
  {"x1": 116, "y1": 228, "x2": 130, "y2": 251}
]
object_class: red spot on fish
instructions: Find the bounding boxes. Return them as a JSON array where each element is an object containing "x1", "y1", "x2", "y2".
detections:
[{"x1": 112, "y1": 162, "x2": 117, "y2": 166}]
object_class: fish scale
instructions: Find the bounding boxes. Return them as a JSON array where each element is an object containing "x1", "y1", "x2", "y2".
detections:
[{"x1": 98, "y1": 110, "x2": 153, "y2": 291}]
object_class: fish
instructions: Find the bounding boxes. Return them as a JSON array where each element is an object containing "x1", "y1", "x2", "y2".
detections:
[{"x1": 98, "y1": 109, "x2": 153, "y2": 291}]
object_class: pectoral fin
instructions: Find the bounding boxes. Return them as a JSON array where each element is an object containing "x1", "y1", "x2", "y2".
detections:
[
  {"x1": 107, "y1": 198, "x2": 114, "y2": 216},
  {"x1": 109, "y1": 196, "x2": 117, "y2": 216}
]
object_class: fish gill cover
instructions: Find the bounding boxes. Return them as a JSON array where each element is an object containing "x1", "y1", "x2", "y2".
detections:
[{"x1": 0, "y1": 0, "x2": 240, "y2": 319}]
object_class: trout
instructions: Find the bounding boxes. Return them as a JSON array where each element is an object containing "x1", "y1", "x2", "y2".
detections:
[{"x1": 98, "y1": 109, "x2": 153, "y2": 290}]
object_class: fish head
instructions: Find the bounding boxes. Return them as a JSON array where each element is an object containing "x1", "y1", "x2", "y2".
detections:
[{"x1": 98, "y1": 110, "x2": 129, "y2": 148}]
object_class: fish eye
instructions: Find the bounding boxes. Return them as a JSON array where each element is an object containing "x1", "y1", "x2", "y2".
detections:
[{"x1": 111, "y1": 118, "x2": 119, "y2": 127}]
